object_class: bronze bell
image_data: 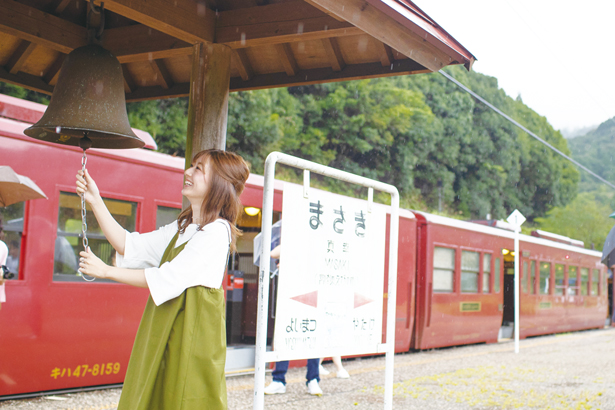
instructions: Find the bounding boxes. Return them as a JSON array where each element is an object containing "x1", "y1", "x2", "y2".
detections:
[{"x1": 24, "y1": 44, "x2": 144, "y2": 150}]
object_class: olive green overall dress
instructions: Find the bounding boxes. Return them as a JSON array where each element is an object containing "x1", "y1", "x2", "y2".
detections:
[{"x1": 118, "y1": 231, "x2": 227, "y2": 410}]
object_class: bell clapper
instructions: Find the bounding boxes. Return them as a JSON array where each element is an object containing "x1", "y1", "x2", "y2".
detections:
[{"x1": 79, "y1": 134, "x2": 95, "y2": 282}]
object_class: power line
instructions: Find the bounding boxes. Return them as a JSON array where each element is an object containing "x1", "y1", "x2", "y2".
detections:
[{"x1": 438, "y1": 69, "x2": 615, "y2": 190}]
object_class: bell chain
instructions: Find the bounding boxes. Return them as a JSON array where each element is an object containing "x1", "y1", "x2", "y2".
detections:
[{"x1": 80, "y1": 150, "x2": 95, "y2": 282}]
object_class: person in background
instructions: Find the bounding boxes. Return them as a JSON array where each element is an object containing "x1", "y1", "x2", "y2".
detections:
[
  {"x1": 319, "y1": 356, "x2": 350, "y2": 379},
  {"x1": 77, "y1": 149, "x2": 249, "y2": 410},
  {"x1": 0, "y1": 218, "x2": 8, "y2": 311},
  {"x1": 264, "y1": 245, "x2": 323, "y2": 396},
  {"x1": 6, "y1": 240, "x2": 19, "y2": 274}
]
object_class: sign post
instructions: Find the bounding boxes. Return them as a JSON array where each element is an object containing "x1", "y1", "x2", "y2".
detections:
[
  {"x1": 507, "y1": 209, "x2": 526, "y2": 354},
  {"x1": 253, "y1": 152, "x2": 399, "y2": 410}
]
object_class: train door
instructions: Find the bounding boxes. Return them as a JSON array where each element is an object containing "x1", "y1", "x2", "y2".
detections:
[
  {"x1": 225, "y1": 207, "x2": 281, "y2": 373},
  {"x1": 501, "y1": 251, "x2": 515, "y2": 337}
]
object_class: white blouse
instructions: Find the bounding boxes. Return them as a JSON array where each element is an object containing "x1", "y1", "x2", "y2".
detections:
[{"x1": 117, "y1": 219, "x2": 230, "y2": 306}]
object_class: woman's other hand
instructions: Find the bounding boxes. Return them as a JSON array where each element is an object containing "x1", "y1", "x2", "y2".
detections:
[
  {"x1": 76, "y1": 169, "x2": 100, "y2": 205},
  {"x1": 79, "y1": 248, "x2": 110, "y2": 279}
]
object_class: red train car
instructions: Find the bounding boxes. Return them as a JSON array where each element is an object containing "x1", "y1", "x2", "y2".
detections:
[
  {"x1": 412, "y1": 212, "x2": 608, "y2": 350},
  {"x1": 0, "y1": 94, "x2": 610, "y2": 399}
]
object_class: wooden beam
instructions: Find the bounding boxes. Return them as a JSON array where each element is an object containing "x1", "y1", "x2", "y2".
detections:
[
  {"x1": 216, "y1": 2, "x2": 362, "y2": 49},
  {"x1": 0, "y1": 66, "x2": 53, "y2": 96},
  {"x1": 321, "y1": 38, "x2": 344, "y2": 72},
  {"x1": 126, "y1": 58, "x2": 428, "y2": 101},
  {"x1": 229, "y1": 58, "x2": 428, "y2": 91},
  {"x1": 0, "y1": 0, "x2": 87, "y2": 54},
  {"x1": 378, "y1": 42, "x2": 394, "y2": 67},
  {"x1": 103, "y1": 24, "x2": 193, "y2": 64},
  {"x1": 232, "y1": 49, "x2": 253, "y2": 81},
  {"x1": 126, "y1": 83, "x2": 190, "y2": 102},
  {"x1": 54, "y1": 0, "x2": 72, "y2": 15},
  {"x1": 150, "y1": 59, "x2": 174, "y2": 89},
  {"x1": 307, "y1": 0, "x2": 454, "y2": 72},
  {"x1": 0, "y1": 2, "x2": 193, "y2": 64},
  {"x1": 43, "y1": 54, "x2": 65, "y2": 84},
  {"x1": 6, "y1": 40, "x2": 37, "y2": 75},
  {"x1": 302, "y1": 0, "x2": 345, "y2": 22},
  {"x1": 216, "y1": 1, "x2": 328, "y2": 26},
  {"x1": 275, "y1": 43, "x2": 298, "y2": 76},
  {"x1": 101, "y1": 0, "x2": 215, "y2": 44},
  {"x1": 122, "y1": 64, "x2": 137, "y2": 93},
  {"x1": 218, "y1": 17, "x2": 361, "y2": 49}
]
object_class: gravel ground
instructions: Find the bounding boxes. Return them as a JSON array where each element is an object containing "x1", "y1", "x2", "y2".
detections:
[{"x1": 2, "y1": 327, "x2": 614, "y2": 410}]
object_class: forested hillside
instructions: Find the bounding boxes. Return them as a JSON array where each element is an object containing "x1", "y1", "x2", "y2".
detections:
[
  {"x1": 569, "y1": 117, "x2": 615, "y2": 191},
  {"x1": 0, "y1": 65, "x2": 578, "y2": 224},
  {"x1": 537, "y1": 116, "x2": 615, "y2": 250}
]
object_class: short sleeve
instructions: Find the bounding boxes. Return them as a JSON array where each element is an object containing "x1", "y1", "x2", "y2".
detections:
[
  {"x1": 0, "y1": 241, "x2": 8, "y2": 265},
  {"x1": 144, "y1": 220, "x2": 230, "y2": 306},
  {"x1": 116, "y1": 222, "x2": 178, "y2": 269}
]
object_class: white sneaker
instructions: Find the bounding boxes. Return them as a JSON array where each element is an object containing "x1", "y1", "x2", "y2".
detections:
[
  {"x1": 318, "y1": 364, "x2": 330, "y2": 375},
  {"x1": 264, "y1": 381, "x2": 286, "y2": 395},
  {"x1": 306, "y1": 379, "x2": 323, "y2": 396},
  {"x1": 336, "y1": 368, "x2": 350, "y2": 379}
]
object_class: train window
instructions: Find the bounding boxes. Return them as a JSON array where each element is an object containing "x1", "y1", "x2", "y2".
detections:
[
  {"x1": 568, "y1": 266, "x2": 578, "y2": 296},
  {"x1": 483, "y1": 254, "x2": 491, "y2": 293},
  {"x1": 54, "y1": 192, "x2": 137, "y2": 282},
  {"x1": 530, "y1": 261, "x2": 536, "y2": 294},
  {"x1": 156, "y1": 206, "x2": 181, "y2": 229},
  {"x1": 554, "y1": 264, "x2": 565, "y2": 295},
  {"x1": 580, "y1": 268, "x2": 589, "y2": 295},
  {"x1": 591, "y1": 269, "x2": 600, "y2": 296},
  {"x1": 460, "y1": 251, "x2": 479, "y2": 293},
  {"x1": 539, "y1": 262, "x2": 550, "y2": 295},
  {"x1": 0, "y1": 202, "x2": 24, "y2": 280},
  {"x1": 433, "y1": 247, "x2": 455, "y2": 293},
  {"x1": 494, "y1": 257, "x2": 501, "y2": 293}
]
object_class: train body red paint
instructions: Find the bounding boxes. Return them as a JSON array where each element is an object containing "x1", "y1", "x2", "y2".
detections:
[{"x1": 0, "y1": 95, "x2": 610, "y2": 398}]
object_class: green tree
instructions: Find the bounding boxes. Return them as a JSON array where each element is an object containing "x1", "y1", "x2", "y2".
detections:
[
  {"x1": 126, "y1": 98, "x2": 188, "y2": 157},
  {"x1": 535, "y1": 191, "x2": 614, "y2": 250},
  {"x1": 0, "y1": 83, "x2": 49, "y2": 105},
  {"x1": 568, "y1": 116, "x2": 615, "y2": 192}
]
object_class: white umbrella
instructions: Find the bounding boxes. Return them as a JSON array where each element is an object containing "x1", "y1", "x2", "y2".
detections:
[{"x1": 0, "y1": 166, "x2": 47, "y2": 207}]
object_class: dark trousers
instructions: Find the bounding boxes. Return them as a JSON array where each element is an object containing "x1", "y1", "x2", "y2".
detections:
[{"x1": 272, "y1": 358, "x2": 320, "y2": 385}]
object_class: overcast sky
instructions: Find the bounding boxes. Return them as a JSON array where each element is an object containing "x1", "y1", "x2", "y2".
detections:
[{"x1": 418, "y1": 0, "x2": 615, "y2": 136}]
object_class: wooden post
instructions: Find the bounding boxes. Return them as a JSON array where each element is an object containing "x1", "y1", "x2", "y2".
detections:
[{"x1": 185, "y1": 42, "x2": 232, "y2": 166}]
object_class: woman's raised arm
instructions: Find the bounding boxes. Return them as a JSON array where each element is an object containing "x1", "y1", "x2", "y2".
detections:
[{"x1": 76, "y1": 169, "x2": 126, "y2": 254}]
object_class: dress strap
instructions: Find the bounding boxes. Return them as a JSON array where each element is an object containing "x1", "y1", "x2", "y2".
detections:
[{"x1": 219, "y1": 219, "x2": 232, "y2": 266}]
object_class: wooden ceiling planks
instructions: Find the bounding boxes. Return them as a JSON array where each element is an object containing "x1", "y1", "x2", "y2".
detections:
[{"x1": 0, "y1": 0, "x2": 475, "y2": 101}]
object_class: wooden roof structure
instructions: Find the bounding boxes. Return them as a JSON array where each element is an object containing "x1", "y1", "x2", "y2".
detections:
[{"x1": 0, "y1": 0, "x2": 475, "y2": 102}]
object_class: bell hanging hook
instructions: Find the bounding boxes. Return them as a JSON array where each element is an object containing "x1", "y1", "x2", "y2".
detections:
[{"x1": 87, "y1": 0, "x2": 106, "y2": 42}]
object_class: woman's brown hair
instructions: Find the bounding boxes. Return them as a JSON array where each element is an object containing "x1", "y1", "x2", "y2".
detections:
[{"x1": 177, "y1": 149, "x2": 250, "y2": 252}]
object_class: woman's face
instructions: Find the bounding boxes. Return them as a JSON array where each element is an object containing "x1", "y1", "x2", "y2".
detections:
[{"x1": 182, "y1": 158, "x2": 212, "y2": 203}]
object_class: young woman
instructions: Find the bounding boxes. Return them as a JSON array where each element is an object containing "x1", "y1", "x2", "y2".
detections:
[{"x1": 76, "y1": 149, "x2": 249, "y2": 410}]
